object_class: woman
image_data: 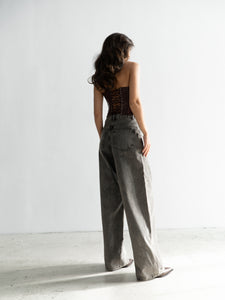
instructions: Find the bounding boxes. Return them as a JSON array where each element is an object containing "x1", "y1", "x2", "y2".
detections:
[{"x1": 89, "y1": 32, "x2": 173, "y2": 281}]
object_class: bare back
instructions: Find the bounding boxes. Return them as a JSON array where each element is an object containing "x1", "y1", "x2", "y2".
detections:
[
  {"x1": 101, "y1": 61, "x2": 132, "y2": 93},
  {"x1": 113, "y1": 61, "x2": 131, "y2": 88}
]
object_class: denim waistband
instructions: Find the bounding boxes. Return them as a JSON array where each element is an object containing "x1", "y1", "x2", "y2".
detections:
[
  {"x1": 103, "y1": 114, "x2": 139, "y2": 131},
  {"x1": 106, "y1": 114, "x2": 135, "y2": 121}
]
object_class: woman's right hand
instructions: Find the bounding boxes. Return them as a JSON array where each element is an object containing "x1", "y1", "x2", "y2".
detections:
[{"x1": 142, "y1": 133, "x2": 151, "y2": 157}]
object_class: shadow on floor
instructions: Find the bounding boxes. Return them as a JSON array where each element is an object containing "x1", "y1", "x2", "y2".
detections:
[{"x1": 0, "y1": 263, "x2": 138, "y2": 296}]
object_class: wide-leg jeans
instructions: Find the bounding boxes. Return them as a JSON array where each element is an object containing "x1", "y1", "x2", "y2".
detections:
[{"x1": 98, "y1": 113, "x2": 164, "y2": 281}]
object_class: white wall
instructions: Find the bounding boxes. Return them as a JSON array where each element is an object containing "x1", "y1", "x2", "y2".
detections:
[{"x1": 0, "y1": 0, "x2": 224, "y2": 234}]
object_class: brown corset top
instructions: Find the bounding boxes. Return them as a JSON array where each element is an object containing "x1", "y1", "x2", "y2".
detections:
[{"x1": 103, "y1": 86, "x2": 133, "y2": 117}]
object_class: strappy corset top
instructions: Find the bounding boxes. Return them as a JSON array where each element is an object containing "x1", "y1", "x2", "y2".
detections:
[{"x1": 103, "y1": 86, "x2": 133, "y2": 117}]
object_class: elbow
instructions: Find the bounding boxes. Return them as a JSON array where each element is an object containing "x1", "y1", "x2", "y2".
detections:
[{"x1": 129, "y1": 99, "x2": 141, "y2": 107}]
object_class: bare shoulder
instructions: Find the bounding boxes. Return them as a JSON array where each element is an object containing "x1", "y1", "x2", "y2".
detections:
[
  {"x1": 123, "y1": 61, "x2": 138, "y2": 69},
  {"x1": 125, "y1": 61, "x2": 139, "y2": 77},
  {"x1": 129, "y1": 61, "x2": 139, "y2": 70}
]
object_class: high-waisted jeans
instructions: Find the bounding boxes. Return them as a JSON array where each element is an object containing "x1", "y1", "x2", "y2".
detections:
[{"x1": 98, "y1": 114, "x2": 164, "y2": 281}]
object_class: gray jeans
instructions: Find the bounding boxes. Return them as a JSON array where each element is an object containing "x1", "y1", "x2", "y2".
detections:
[{"x1": 98, "y1": 114, "x2": 164, "y2": 281}]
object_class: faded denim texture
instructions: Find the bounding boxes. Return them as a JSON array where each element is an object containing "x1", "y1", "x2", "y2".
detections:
[{"x1": 98, "y1": 114, "x2": 165, "y2": 281}]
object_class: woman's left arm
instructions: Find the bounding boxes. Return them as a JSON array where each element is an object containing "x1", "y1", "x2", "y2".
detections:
[{"x1": 93, "y1": 85, "x2": 103, "y2": 139}]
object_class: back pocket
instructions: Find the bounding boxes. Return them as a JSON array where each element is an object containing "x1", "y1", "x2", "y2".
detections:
[{"x1": 112, "y1": 127, "x2": 143, "y2": 151}]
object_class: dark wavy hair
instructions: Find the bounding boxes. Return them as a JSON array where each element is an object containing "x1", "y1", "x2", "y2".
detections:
[{"x1": 88, "y1": 33, "x2": 134, "y2": 93}]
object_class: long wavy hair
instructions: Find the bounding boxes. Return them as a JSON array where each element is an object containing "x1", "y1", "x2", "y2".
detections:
[{"x1": 88, "y1": 33, "x2": 134, "y2": 93}]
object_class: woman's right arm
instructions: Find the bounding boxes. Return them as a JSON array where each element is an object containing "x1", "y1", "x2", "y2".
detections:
[{"x1": 129, "y1": 62, "x2": 151, "y2": 157}]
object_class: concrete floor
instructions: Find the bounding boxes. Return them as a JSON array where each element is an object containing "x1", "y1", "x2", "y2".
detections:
[{"x1": 0, "y1": 228, "x2": 224, "y2": 300}]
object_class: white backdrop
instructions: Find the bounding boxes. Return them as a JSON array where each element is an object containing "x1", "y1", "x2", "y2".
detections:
[{"x1": 0, "y1": 0, "x2": 224, "y2": 233}]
